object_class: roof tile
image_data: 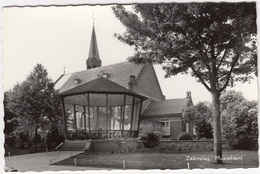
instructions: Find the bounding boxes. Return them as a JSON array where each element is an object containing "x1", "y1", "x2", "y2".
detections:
[{"x1": 142, "y1": 98, "x2": 192, "y2": 116}]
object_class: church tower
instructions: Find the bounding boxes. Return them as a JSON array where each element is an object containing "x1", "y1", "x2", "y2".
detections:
[{"x1": 86, "y1": 26, "x2": 102, "y2": 69}]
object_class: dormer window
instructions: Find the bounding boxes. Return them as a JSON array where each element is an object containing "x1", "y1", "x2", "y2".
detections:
[
  {"x1": 97, "y1": 70, "x2": 110, "y2": 78},
  {"x1": 74, "y1": 77, "x2": 81, "y2": 84}
]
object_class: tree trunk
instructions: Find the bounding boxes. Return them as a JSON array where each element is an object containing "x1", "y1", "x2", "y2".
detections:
[
  {"x1": 211, "y1": 90, "x2": 223, "y2": 164},
  {"x1": 34, "y1": 127, "x2": 38, "y2": 145}
]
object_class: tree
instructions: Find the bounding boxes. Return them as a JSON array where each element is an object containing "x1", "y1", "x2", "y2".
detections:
[
  {"x1": 4, "y1": 92, "x2": 18, "y2": 135},
  {"x1": 7, "y1": 64, "x2": 62, "y2": 145},
  {"x1": 113, "y1": 3, "x2": 256, "y2": 163},
  {"x1": 220, "y1": 90, "x2": 258, "y2": 150},
  {"x1": 220, "y1": 90, "x2": 245, "y2": 111},
  {"x1": 4, "y1": 92, "x2": 18, "y2": 148},
  {"x1": 184, "y1": 102, "x2": 213, "y2": 139}
]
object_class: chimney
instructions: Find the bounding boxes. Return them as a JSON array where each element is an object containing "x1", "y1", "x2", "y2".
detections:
[
  {"x1": 186, "y1": 91, "x2": 191, "y2": 99},
  {"x1": 128, "y1": 75, "x2": 136, "y2": 91}
]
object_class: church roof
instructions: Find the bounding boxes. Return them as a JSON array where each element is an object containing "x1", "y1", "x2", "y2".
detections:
[
  {"x1": 142, "y1": 98, "x2": 193, "y2": 117},
  {"x1": 55, "y1": 61, "x2": 145, "y2": 94},
  {"x1": 59, "y1": 76, "x2": 146, "y2": 99}
]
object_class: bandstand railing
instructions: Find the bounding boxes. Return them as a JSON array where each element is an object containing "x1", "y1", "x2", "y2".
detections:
[{"x1": 66, "y1": 130, "x2": 138, "y2": 140}]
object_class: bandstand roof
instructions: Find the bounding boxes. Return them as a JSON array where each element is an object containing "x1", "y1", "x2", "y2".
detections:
[
  {"x1": 58, "y1": 77, "x2": 146, "y2": 107},
  {"x1": 59, "y1": 76, "x2": 145, "y2": 98},
  {"x1": 55, "y1": 61, "x2": 145, "y2": 94}
]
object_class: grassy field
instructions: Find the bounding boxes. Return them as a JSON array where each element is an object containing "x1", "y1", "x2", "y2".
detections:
[{"x1": 53, "y1": 150, "x2": 259, "y2": 169}]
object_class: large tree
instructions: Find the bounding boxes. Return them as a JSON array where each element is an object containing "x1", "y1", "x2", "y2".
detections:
[
  {"x1": 113, "y1": 3, "x2": 257, "y2": 163},
  {"x1": 7, "y1": 64, "x2": 62, "y2": 145}
]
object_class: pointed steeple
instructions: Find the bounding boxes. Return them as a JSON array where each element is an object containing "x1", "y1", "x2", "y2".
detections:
[{"x1": 86, "y1": 25, "x2": 102, "y2": 69}]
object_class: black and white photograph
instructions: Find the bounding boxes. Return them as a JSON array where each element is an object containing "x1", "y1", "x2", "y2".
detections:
[{"x1": 1, "y1": 0, "x2": 259, "y2": 172}]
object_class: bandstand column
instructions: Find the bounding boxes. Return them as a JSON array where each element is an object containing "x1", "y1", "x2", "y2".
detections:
[
  {"x1": 61, "y1": 97, "x2": 68, "y2": 139},
  {"x1": 106, "y1": 94, "x2": 108, "y2": 138},
  {"x1": 120, "y1": 106, "x2": 123, "y2": 130},
  {"x1": 73, "y1": 104, "x2": 78, "y2": 138},
  {"x1": 83, "y1": 106, "x2": 87, "y2": 139},
  {"x1": 87, "y1": 93, "x2": 91, "y2": 139},
  {"x1": 121, "y1": 94, "x2": 126, "y2": 137},
  {"x1": 130, "y1": 97, "x2": 136, "y2": 137},
  {"x1": 96, "y1": 106, "x2": 99, "y2": 134},
  {"x1": 137, "y1": 98, "x2": 143, "y2": 136}
]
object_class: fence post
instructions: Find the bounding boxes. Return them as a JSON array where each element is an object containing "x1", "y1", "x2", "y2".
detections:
[
  {"x1": 74, "y1": 158, "x2": 77, "y2": 166},
  {"x1": 123, "y1": 160, "x2": 126, "y2": 169}
]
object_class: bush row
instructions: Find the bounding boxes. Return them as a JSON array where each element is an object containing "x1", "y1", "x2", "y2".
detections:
[
  {"x1": 5, "y1": 127, "x2": 65, "y2": 152},
  {"x1": 140, "y1": 131, "x2": 257, "y2": 150}
]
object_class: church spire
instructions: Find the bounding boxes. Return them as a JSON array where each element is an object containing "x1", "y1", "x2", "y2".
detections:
[{"x1": 86, "y1": 25, "x2": 102, "y2": 69}]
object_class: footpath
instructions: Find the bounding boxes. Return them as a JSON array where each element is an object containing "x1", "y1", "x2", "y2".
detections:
[{"x1": 5, "y1": 151, "x2": 112, "y2": 172}]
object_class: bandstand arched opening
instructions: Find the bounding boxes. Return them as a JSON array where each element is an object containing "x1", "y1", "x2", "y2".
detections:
[{"x1": 58, "y1": 77, "x2": 146, "y2": 140}]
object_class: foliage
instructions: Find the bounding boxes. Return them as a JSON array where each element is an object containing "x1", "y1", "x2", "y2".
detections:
[
  {"x1": 184, "y1": 102, "x2": 213, "y2": 139},
  {"x1": 4, "y1": 92, "x2": 18, "y2": 135},
  {"x1": 220, "y1": 90, "x2": 258, "y2": 150},
  {"x1": 228, "y1": 135, "x2": 257, "y2": 150},
  {"x1": 140, "y1": 132, "x2": 161, "y2": 148},
  {"x1": 113, "y1": 3, "x2": 256, "y2": 85},
  {"x1": 30, "y1": 134, "x2": 42, "y2": 143},
  {"x1": 46, "y1": 126, "x2": 64, "y2": 149},
  {"x1": 178, "y1": 132, "x2": 193, "y2": 140},
  {"x1": 7, "y1": 64, "x2": 62, "y2": 145},
  {"x1": 30, "y1": 142, "x2": 47, "y2": 153},
  {"x1": 113, "y1": 3, "x2": 256, "y2": 163},
  {"x1": 18, "y1": 132, "x2": 30, "y2": 143},
  {"x1": 220, "y1": 90, "x2": 245, "y2": 111},
  {"x1": 15, "y1": 132, "x2": 30, "y2": 149},
  {"x1": 5, "y1": 136, "x2": 16, "y2": 147}
]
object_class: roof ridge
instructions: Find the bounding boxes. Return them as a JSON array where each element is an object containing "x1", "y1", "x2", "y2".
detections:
[
  {"x1": 134, "y1": 63, "x2": 146, "y2": 83},
  {"x1": 65, "y1": 61, "x2": 135, "y2": 75},
  {"x1": 167, "y1": 98, "x2": 188, "y2": 100},
  {"x1": 153, "y1": 98, "x2": 188, "y2": 102},
  {"x1": 149, "y1": 64, "x2": 164, "y2": 99}
]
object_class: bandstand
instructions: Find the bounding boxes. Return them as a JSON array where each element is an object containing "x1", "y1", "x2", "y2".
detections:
[{"x1": 58, "y1": 76, "x2": 146, "y2": 140}]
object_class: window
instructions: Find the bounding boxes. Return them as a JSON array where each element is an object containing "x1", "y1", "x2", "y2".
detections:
[
  {"x1": 161, "y1": 120, "x2": 170, "y2": 135},
  {"x1": 186, "y1": 122, "x2": 190, "y2": 132}
]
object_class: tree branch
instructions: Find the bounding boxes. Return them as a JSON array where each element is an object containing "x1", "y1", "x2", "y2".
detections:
[
  {"x1": 199, "y1": 49, "x2": 211, "y2": 72},
  {"x1": 216, "y1": 48, "x2": 228, "y2": 71},
  {"x1": 219, "y1": 54, "x2": 240, "y2": 92},
  {"x1": 191, "y1": 65, "x2": 211, "y2": 91}
]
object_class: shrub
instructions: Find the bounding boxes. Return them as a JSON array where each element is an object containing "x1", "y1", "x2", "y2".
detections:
[
  {"x1": 178, "y1": 132, "x2": 193, "y2": 140},
  {"x1": 19, "y1": 132, "x2": 30, "y2": 143},
  {"x1": 57, "y1": 135, "x2": 65, "y2": 144},
  {"x1": 5, "y1": 136, "x2": 16, "y2": 147},
  {"x1": 228, "y1": 134, "x2": 257, "y2": 150},
  {"x1": 46, "y1": 127, "x2": 63, "y2": 149},
  {"x1": 30, "y1": 134, "x2": 42, "y2": 143},
  {"x1": 30, "y1": 142, "x2": 46, "y2": 153},
  {"x1": 140, "y1": 132, "x2": 160, "y2": 148},
  {"x1": 192, "y1": 135, "x2": 198, "y2": 140}
]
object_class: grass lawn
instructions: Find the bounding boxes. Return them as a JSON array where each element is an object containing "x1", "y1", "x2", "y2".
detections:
[
  {"x1": 5, "y1": 148, "x2": 31, "y2": 157},
  {"x1": 53, "y1": 150, "x2": 259, "y2": 169}
]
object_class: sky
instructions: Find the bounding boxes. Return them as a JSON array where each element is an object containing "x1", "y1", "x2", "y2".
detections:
[{"x1": 2, "y1": 4, "x2": 258, "y2": 104}]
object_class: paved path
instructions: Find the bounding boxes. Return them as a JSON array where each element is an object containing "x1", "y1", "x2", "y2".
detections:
[{"x1": 5, "y1": 151, "x2": 113, "y2": 172}]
